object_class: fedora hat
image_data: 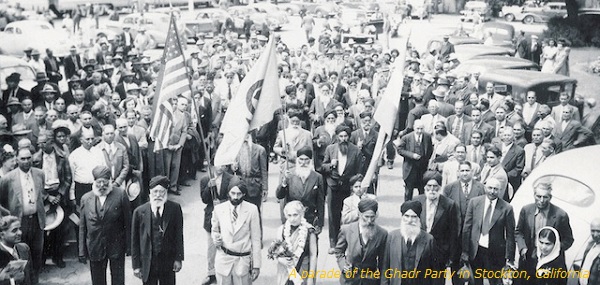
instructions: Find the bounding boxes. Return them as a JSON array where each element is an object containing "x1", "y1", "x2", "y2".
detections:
[
  {"x1": 126, "y1": 179, "x2": 141, "y2": 201},
  {"x1": 30, "y1": 49, "x2": 41, "y2": 56},
  {"x1": 11, "y1": 124, "x2": 32, "y2": 136},
  {"x1": 44, "y1": 204, "x2": 65, "y2": 231},
  {"x1": 432, "y1": 88, "x2": 447, "y2": 98},
  {"x1": 35, "y1": 72, "x2": 49, "y2": 82},
  {"x1": 6, "y1": 72, "x2": 21, "y2": 82},
  {"x1": 52, "y1": 120, "x2": 72, "y2": 136},
  {"x1": 6, "y1": 97, "x2": 21, "y2": 107},
  {"x1": 41, "y1": 84, "x2": 58, "y2": 94}
]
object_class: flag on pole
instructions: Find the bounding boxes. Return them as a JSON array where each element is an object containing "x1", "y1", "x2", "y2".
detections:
[
  {"x1": 214, "y1": 36, "x2": 281, "y2": 166},
  {"x1": 361, "y1": 28, "x2": 411, "y2": 188},
  {"x1": 149, "y1": 14, "x2": 195, "y2": 152}
]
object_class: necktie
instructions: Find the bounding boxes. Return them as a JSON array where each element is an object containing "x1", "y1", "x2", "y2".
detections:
[
  {"x1": 73, "y1": 56, "x2": 79, "y2": 70},
  {"x1": 482, "y1": 202, "x2": 493, "y2": 235},
  {"x1": 416, "y1": 135, "x2": 421, "y2": 145},
  {"x1": 26, "y1": 174, "x2": 34, "y2": 204},
  {"x1": 227, "y1": 84, "x2": 232, "y2": 100},
  {"x1": 471, "y1": 146, "x2": 478, "y2": 163},
  {"x1": 482, "y1": 167, "x2": 490, "y2": 182},
  {"x1": 454, "y1": 117, "x2": 462, "y2": 139},
  {"x1": 463, "y1": 182, "x2": 469, "y2": 196},
  {"x1": 531, "y1": 146, "x2": 538, "y2": 170},
  {"x1": 156, "y1": 207, "x2": 162, "y2": 222},
  {"x1": 406, "y1": 239, "x2": 413, "y2": 250},
  {"x1": 232, "y1": 206, "x2": 238, "y2": 223},
  {"x1": 11, "y1": 248, "x2": 18, "y2": 259}
]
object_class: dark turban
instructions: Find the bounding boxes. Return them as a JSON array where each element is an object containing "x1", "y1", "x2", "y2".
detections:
[
  {"x1": 296, "y1": 146, "x2": 313, "y2": 159},
  {"x1": 92, "y1": 165, "x2": 111, "y2": 180},
  {"x1": 335, "y1": 125, "x2": 351, "y2": 135},
  {"x1": 232, "y1": 181, "x2": 248, "y2": 195},
  {"x1": 358, "y1": 198, "x2": 378, "y2": 213},
  {"x1": 422, "y1": 171, "x2": 442, "y2": 186},
  {"x1": 401, "y1": 200, "x2": 422, "y2": 216},
  {"x1": 324, "y1": 109, "x2": 337, "y2": 119},
  {"x1": 359, "y1": 112, "x2": 372, "y2": 119},
  {"x1": 149, "y1": 176, "x2": 170, "y2": 189}
]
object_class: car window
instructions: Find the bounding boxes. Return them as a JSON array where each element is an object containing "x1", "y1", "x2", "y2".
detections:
[
  {"x1": 143, "y1": 18, "x2": 154, "y2": 24},
  {"x1": 1, "y1": 66, "x2": 36, "y2": 87},
  {"x1": 15, "y1": 28, "x2": 22, "y2": 34},
  {"x1": 535, "y1": 175, "x2": 595, "y2": 207},
  {"x1": 123, "y1": 17, "x2": 135, "y2": 24},
  {"x1": 4, "y1": 27, "x2": 13, "y2": 34}
]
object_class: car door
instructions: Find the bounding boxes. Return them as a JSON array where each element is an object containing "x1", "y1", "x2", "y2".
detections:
[{"x1": 0, "y1": 26, "x2": 19, "y2": 55}]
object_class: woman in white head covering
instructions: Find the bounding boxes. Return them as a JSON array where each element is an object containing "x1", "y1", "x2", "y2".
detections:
[{"x1": 518, "y1": 226, "x2": 567, "y2": 285}]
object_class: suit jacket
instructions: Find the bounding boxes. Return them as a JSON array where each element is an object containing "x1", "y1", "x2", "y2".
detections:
[
  {"x1": 115, "y1": 134, "x2": 142, "y2": 173},
  {"x1": 11, "y1": 112, "x2": 37, "y2": 132},
  {"x1": 515, "y1": 203, "x2": 574, "y2": 255},
  {"x1": 421, "y1": 113, "x2": 447, "y2": 135},
  {"x1": 2, "y1": 88, "x2": 31, "y2": 105},
  {"x1": 522, "y1": 143, "x2": 544, "y2": 175},
  {"x1": 0, "y1": 243, "x2": 32, "y2": 285},
  {"x1": 529, "y1": 42, "x2": 542, "y2": 65},
  {"x1": 235, "y1": 144, "x2": 267, "y2": 198},
  {"x1": 443, "y1": 179, "x2": 486, "y2": 223},
  {"x1": 276, "y1": 169, "x2": 325, "y2": 227},
  {"x1": 321, "y1": 143, "x2": 362, "y2": 190},
  {"x1": 312, "y1": 126, "x2": 337, "y2": 168},
  {"x1": 551, "y1": 104, "x2": 580, "y2": 123},
  {"x1": 211, "y1": 201, "x2": 261, "y2": 274},
  {"x1": 335, "y1": 222, "x2": 387, "y2": 283},
  {"x1": 200, "y1": 172, "x2": 239, "y2": 232},
  {"x1": 481, "y1": 109, "x2": 496, "y2": 124},
  {"x1": 461, "y1": 196, "x2": 516, "y2": 263},
  {"x1": 63, "y1": 54, "x2": 82, "y2": 79},
  {"x1": 33, "y1": 149, "x2": 72, "y2": 203},
  {"x1": 500, "y1": 143, "x2": 525, "y2": 192},
  {"x1": 381, "y1": 230, "x2": 434, "y2": 285},
  {"x1": 479, "y1": 164, "x2": 509, "y2": 199},
  {"x1": 445, "y1": 115, "x2": 473, "y2": 144},
  {"x1": 131, "y1": 201, "x2": 184, "y2": 282},
  {"x1": 553, "y1": 119, "x2": 593, "y2": 151},
  {"x1": 98, "y1": 141, "x2": 130, "y2": 187},
  {"x1": 398, "y1": 131, "x2": 433, "y2": 177},
  {"x1": 468, "y1": 121, "x2": 493, "y2": 144},
  {"x1": 350, "y1": 128, "x2": 378, "y2": 174},
  {"x1": 580, "y1": 241, "x2": 600, "y2": 285},
  {"x1": 79, "y1": 187, "x2": 131, "y2": 261},
  {"x1": 114, "y1": 83, "x2": 127, "y2": 100},
  {"x1": 415, "y1": 194, "x2": 460, "y2": 267},
  {"x1": 466, "y1": 144, "x2": 486, "y2": 168},
  {"x1": 0, "y1": 168, "x2": 46, "y2": 229}
]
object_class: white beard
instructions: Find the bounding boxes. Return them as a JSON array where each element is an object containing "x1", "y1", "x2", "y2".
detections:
[
  {"x1": 400, "y1": 221, "x2": 421, "y2": 242},
  {"x1": 324, "y1": 123, "x2": 336, "y2": 137},
  {"x1": 321, "y1": 96, "x2": 331, "y2": 107},
  {"x1": 92, "y1": 184, "x2": 113, "y2": 197},
  {"x1": 295, "y1": 166, "x2": 312, "y2": 181},
  {"x1": 150, "y1": 199, "x2": 166, "y2": 209}
]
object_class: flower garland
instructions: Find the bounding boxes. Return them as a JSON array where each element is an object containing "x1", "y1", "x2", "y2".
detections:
[{"x1": 283, "y1": 219, "x2": 311, "y2": 260}]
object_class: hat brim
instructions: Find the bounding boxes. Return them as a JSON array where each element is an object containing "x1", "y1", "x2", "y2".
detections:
[
  {"x1": 44, "y1": 204, "x2": 65, "y2": 231},
  {"x1": 126, "y1": 180, "x2": 141, "y2": 201}
]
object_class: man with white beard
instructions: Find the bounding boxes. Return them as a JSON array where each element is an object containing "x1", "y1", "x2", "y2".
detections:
[
  {"x1": 382, "y1": 200, "x2": 435, "y2": 285},
  {"x1": 312, "y1": 109, "x2": 338, "y2": 169},
  {"x1": 132, "y1": 176, "x2": 184, "y2": 284},
  {"x1": 276, "y1": 147, "x2": 325, "y2": 232},
  {"x1": 273, "y1": 111, "x2": 313, "y2": 166}
]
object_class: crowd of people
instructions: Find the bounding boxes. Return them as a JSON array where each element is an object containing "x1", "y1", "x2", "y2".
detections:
[{"x1": 0, "y1": 6, "x2": 598, "y2": 285}]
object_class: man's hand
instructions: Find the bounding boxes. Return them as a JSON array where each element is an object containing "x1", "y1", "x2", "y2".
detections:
[
  {"x1": 48, "y1": 195, "x2": 60, "y2": 205},
  {"x1": 173, "y1": 260, "x2": 182, "y2": 272},
  {"x1": 251, "y1": 268, "x2": 260, "y2": 281},
  {"x1": 520, "y1": 248, "x2": 528, "y2": 259},
  {"x1": 133, "y1": 268, "x2": 142, "y2": 279},
  {"x1": 413, "y1": 153, "x2": 421, "y2": 160},
  {"x1": 78, "y1": 256, "x2": 87, "y2": 264}
]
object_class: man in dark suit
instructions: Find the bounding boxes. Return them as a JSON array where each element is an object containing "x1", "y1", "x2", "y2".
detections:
[
  {"x1": 199, "y1": 166, "x2": 239, "y2": 285},
  {"x1": 2, "y1": 73, "x2": 31, "y2": 107},
  {"x1": 335, "y1": 199, "x2": 387, "y2": 285},
  {"x1": 0, "y1": 215, "x2": 32, "y2": 285},
  {"x1": 79, "y1": 165, "x2": 131, "y2": 285},
  {"x1": 43, "y1": 49, "x2": 62, "y2": 84},
  {"x1": 414, "y1": 172, "x2": 460, "y2": 285},
  {"x1": 445, "y1": 101, "x2": 472, "y2": 145},
  {"x1": 553, "y1": 107, "x2": 593, "y2": 151},
  {"x1": 461, "y1": 178, "x2": 515, "y2": 285},
  {"x1": 33, "y1": 133, "x2": 72, "y2": 268},
  {"x1": 577, "y1": 217, "x2": 600, "y2": 285},
  {"x1": 529, "y1": 35, "x2": 542, "y2": 65},
  {"x1": 276, "y1": 147, "x2": 325, "y2": 229},
  {"x1": 0, "y1": 148, "x2": 46, "y2": 284},
  {"x1": 321, "y1": 125, "x2": 362, "y2": 252},
  {"x1": 349, "y1": 112, "x2": 378, "y2": 175},
  {"x1": 195, "y1": 91, "x2": 212, "y2": 172},
  {"x1": 132, "y1": 176, "x2": 183, "y2": 285},
  {"x1": 397, "y1": 119, "x2": 433, "y2": 201},
  {"x1": 233, "y1": 135, "x2": 268, "y2": 215},
  {"x1": 469, "y1": 109, "x2": 494, "y2": 144},
  {"x1": 498, "y1": 127, "x2": 525, "y2": 200},
  {"x1": 115, "y1": 118, "x2": 142, "y2": 206},
  {"x1": 63, "y1": 46, "x2": 82, "y2": 80},
  {"x1": 382, "y1": 201, "x2": 435, "y2": 285},
  {"x1": 515, "y1": 182, "x2": 573, "y2": 261}
]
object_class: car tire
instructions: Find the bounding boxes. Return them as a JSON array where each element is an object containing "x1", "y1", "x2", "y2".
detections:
[
  {"x1": 523, "y1": 15, "x2": 534, "y2": 24},
  {"x1": 505, "y1": 13, "x2": 515, "y2": 22}
]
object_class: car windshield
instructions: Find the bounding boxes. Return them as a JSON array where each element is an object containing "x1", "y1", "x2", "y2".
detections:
[{"x1": 1, "y1": 65, "x2": 36, "y2": 86}]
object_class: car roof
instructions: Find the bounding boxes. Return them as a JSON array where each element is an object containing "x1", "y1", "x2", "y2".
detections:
[
  {"x1": 0, "y1": 55, "x2": 31, "y2": 67},
  {"x1": 455, "y1": 56, "x2": 539, "y2": 73},
  {"x1": 479, "y1": 69, "x2": 576, "y2": 87},
  {"x1": 481, "y1": 21, "x2": 515, "y2": 31},
  {"x1": 578, "y1": 8, "x2": 600, "y2": 14},
  {"x1": 6, "y1": 20, "x2": 53, "y2": 28}
]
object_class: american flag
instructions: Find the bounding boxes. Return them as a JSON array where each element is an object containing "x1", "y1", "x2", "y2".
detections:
[{"x1": 150, "y1": 14, "x2": 196, "y2": 151}]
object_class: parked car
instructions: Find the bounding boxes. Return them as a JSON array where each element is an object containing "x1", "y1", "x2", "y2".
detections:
[
  {"x1": 460, "y1": 1, "x2": 492, "y2": 22},
  {"x1": 248, "y1": 3, "x2": 290, "y2": 25},
  {"x1": 270, "y1": 0, "x2": 302, "y2": 15},
  {"x1": 453, "y1": 44, "x2": 515, "y2": 62},
  {"x1": 478, "y1": 69, "x2": 576, "y2": 106},
  {"x1": 501, "y1": 1, "x2": 567, "y2": 23},
  {"x1": 425, "y1": 32, "x2": 514, "y2": 58},
  {"x1": 0, "y1": 20, "x2": 73, "y2": 58},
  {"x1": 479, "y1": 21, "x2": 515, "y2": 47},
  {"x1": 338, "y1": 8, "x2": 383, "y2": 32},
  {"x1": 227, "y1": 6, "x2": 281, "y2": 31},
  {"x1": 0, "y1": 55, "x2": 37, "y2": 91},
  {"x1": 454, "y1": 55, "x2": 540, "y2": 75},
  {"x1": 104, "y1": 13, "x2": 187, "y2": 49},
  {"x1": 183, "y1": 18, "x2": 218, "y2": 41},
  {"x1": 292, "y1": 1, "x2": 340, "y2": 18}
]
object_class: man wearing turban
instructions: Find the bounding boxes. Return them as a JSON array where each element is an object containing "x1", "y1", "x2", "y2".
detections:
[
  {"x1": 79, "y1": 165, "x2": 131, "y2": 285},
  {"x1": 321, "y1": 124, "x2": 362, "y2": 254},
  {"x1": 381, "y1": 200, "x2": 435, "y2": 285},
  {"x1": 131, "y1": 175, "x2": 184, "y2": 284},
  {"x1": 334, "y1": 198, "x2": 388, "y2": 285}
]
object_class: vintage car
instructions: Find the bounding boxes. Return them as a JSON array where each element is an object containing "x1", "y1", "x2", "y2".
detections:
[
  {"x1": 478, "y1": 69, "x2": 577, "y2": 107},
  {"x1": 501, "y1": 1, "x2": 567, "y2": 23},
  {"x1": 454, "y1": 55, "x2": 540, "y2": 75},
  {"x1": 104, "y1": 13, "x2": 189, "y2": 48},
  {"x1": 270, "y1": 0, "x2": 302, "y2": 15},
  {"x1": 183, "y1": 18, "x2": 218, "y2": 41},
  {"x1": 248, "y1": 3, "x2": 290, "y2": 25},
  {"x1": 0, "y1": 20, "x2": 73, "y2": 57},
  {"x1": 460, "y1": 1, "x2": 492, "y2": 22},
  {"x1": 338, "y1": 8, "x2": 384, "y2": 33},
  {"x1": 0, "y1": 55, "x2": 37, "y2": 91},
  {"x1": 227, "y1": 6, "x2": 282, "y2": 31},
  {"x1": 340, "y1": 33, "x2": 376, "y2": 49},
  {"x1": 292, "y1": 0, "x2": 340, "y2": 18},
  {"x1": 425, "y1": 35, "x2": 514, "y2": 60},
  {"x1": 479, "y1": 21, "x2": 515, "y2": 47}
]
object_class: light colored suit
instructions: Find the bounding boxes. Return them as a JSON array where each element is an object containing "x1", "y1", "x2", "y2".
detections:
[
  {"x1": 522, "y1": 143, "x2": 544, "y2": 176},
  {"x1": 211, "y1": 201, "x2": 261, "y2": 284},
  {"x1": 421, "y1": 113, "x2": 447, "y2": 135},
  {"x1": 97, "y1": 141, "x2": 130, "y2": 187},
  {"x1": 479, "y1": 164, "x2": 508, "y2": 198},
  {"x1": 0, "y1": 168, "x2": 46, "y2": 228},
  {"x1": 551, "y1": 104, "x2": 580, "y2": 123}
]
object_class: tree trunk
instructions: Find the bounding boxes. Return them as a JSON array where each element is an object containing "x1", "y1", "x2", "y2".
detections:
[{"x1": 565, "y1": 0, "x2": 579, "y2": 23}]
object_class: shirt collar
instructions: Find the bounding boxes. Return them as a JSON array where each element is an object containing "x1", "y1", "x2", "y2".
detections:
[{"x1": 535, "y1": 206, "x2": 549, "y2": 216}]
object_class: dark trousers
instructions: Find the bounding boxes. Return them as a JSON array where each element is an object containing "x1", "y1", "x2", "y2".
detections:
[
  {"x1": 327, "y1": 185, "x2": 350, "y2": 247},
  {"x1": 386, "y1": 140, "x2": 397, "y2": 161},
  {"x1": 245, "y1": 195, "x2": 263, "y2": 238},
  {"x1": 21, "y1": 214, "x2": 43, "y2": 284},
  {"x1": 74, "y1": 182, "x2": 93, "y2": 205},
  {"x1": 89, "y1": 256, "x2": 125, "y2": 285},
  {"x1": 404, "y1": 167, "x2": 426, "y2": 201},
  {"x1": 472, "y1": 246, "x2": 504, "y2": 285},
  {"x1": 145, "y1": 256, "x2": 176, "y2": 285}
]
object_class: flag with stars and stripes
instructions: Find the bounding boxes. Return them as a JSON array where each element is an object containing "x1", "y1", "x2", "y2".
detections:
[{"x1": 150, "y1": 14, "x2": 196, "y2": 152}]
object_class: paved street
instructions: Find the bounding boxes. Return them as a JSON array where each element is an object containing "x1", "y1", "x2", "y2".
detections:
[{"x1": 36, "y1": 10, "x2": 599, "y2": 285}]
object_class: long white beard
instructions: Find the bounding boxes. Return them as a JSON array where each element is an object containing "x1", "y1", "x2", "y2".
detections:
[
  {"x1": 295, "y1": 166, "x2": 312, "y2": 181},
  {"x1": 400, "y1": 221, "x2": 421, "y2": 242},
  {"x1": 150, "y1": 199, "x2": 166, "y2": 209},
  {"x1": 92, "y1": 184, "x2": 113, "y2": 197},
  {"x1": 324, "y1": 123, "x2": 336, "y2": 137}
]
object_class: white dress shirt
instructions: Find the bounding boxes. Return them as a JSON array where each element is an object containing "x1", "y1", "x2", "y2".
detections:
[
  {"x1": 69, "y1": 146, "x2": 105, "y2": 184},
  {"x1": 19, "y1": 170, "x2": 37, "y2": 215},
  {"x1": 337, "y1": 149, "x2": 347, "y2": 175}
]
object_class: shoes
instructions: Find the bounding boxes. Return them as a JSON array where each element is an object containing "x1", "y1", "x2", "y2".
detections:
[
  {"x1": 179, "y1": 181, "x2": 192, "y2": 187},
  {"x1": 387, "y1": 160, "x2": 394, "y2": 169},
  {"x1": 200, "y1": 167, "x2": 207, "y2": 172},
  {"x1": 202, "y1": 275, "x2": 216, "y2": 285},
  {"x1": 328, "y1": 248, "x2": 336, "y2": 255},
  {"x1": 53, "y1": 258, "x2": 66, "y2": 268}
]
